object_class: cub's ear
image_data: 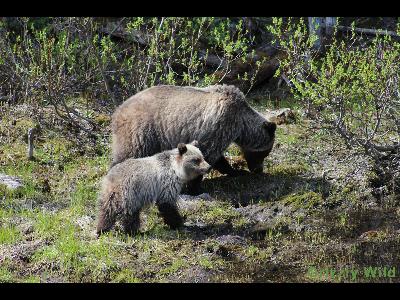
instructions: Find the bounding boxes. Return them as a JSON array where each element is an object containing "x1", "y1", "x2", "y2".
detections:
[
  {"x1": 190, "y1": 140, "x2": 199, "y2": 147},
  {"x1": 177, "y1": 143, "x2": 187, "y2": 155},
  {"x1": 263, "y1": 121, "x2": 277, "y2": 134}
]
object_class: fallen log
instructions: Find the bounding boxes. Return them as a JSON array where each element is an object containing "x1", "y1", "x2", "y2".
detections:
[
  {"x1": 334, "y1": 25, "x2": 400, "y2": 38},
  {"x1": 218, "y1": 48, "x2": 282, "y2": 92}
]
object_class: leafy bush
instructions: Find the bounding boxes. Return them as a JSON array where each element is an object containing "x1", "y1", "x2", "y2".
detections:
[
  {"x1": 267, "y1": 17, "x2": 400, "y2": 196},
  {"x1": 0, "y1": 17, "x2": 259, "y2": 134}
]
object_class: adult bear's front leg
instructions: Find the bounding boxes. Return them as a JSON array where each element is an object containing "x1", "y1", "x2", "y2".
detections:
[
  {"x1": 184, "y1": 175, "x2": 204, "y2": 196},
  {"x1": 213, "y1": 156, "x2": 249, "y2": 177}
]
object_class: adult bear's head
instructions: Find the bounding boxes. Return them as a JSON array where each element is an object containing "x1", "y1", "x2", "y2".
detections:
[{"x1": 238, "y1": 120, "x2": 276, "y2": 173}]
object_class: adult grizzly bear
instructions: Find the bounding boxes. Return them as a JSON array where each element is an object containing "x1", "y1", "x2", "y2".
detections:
[{"x1": 111, "y1": 84, "x2": 276, "y2": 193}]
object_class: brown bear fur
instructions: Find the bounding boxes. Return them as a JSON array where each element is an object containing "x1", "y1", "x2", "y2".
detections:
[{"x1": 110, "y1": 84, "x2": 276, "y2": 192}]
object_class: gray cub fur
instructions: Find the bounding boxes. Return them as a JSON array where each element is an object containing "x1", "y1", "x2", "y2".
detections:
[{"x1": 96, "y1": 141, "x2": 210, "y2": 236}]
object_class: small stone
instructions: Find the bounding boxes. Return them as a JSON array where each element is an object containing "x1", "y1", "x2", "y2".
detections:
[
  {"x1": 215, "y1": 235, "x2": 247, "y2": 247},
  {"x1": 18, "y1": 222, "x2": 34, "y2": 235},
  {"x1": 178, "y1": 193, "x2": 212, "y2": 201},
  {"x1": 183, "y1": 220, "x2": 207, "y2": 228},
  {"x1": 75, "y1": 215, "x2": 93, "y2": 230},
  {"x1": 0, "y1": 173, "x2": 23, "y2": 189},
  {"x1": 359, "y1": 230, "x2": 379, "y2": 240}
]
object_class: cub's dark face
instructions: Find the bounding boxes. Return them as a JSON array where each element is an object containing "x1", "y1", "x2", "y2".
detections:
[
  {"x1": 177, "y1": 141, "x2": 211, "y2": 181},
  {"x1": 243, "y1": 121, "x2": 276, "y2": 173}
]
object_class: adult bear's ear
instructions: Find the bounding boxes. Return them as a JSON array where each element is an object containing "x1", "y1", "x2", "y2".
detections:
[
  {"x1": 190, "y1": 140, "x2": 199, "y2": 147},
  {"x1": 263, "y1": 121, "x2": 277, "y2": 134},
  {"x1": 177, "y1": 143, "x2": 187, "y2": 155}
]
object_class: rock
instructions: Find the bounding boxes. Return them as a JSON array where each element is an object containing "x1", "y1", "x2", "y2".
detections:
[
  {"x1": 168, "y1": 265, "x2": 214, "y2": 283},
  {"x1": 0, "y1": 173, "x2": 23, "y2": 190},
  {"x1": 0, "y1": 239, "x2": 44, "y2": 264},
  {"x1": 184, "y1": 220, "x2": 208, "y2": 227},
  {"x1": 236, "y1": 203, "x2": 278, "y2": 223},
  {"x1": 208, "y1": 235, "x2": 248, "y2": 260},
  {"x1": 178, "y1": 193, "x2": 212, "y2": 201},
  {"x1": 17, "y1": 222, "x2": 34, "y2": 235},
  {"x1": 74, "y1": 215, "x2": 93, "y2": 230},
  {"x1": 215, "y1": 235, "x2": 247, "y2": 247},
  {"x1": 359, "y1": 230, "x2": 380, "y2": 240},
  {"x1": 178, "y1": 193, "x2": 215, "y2": 213}
]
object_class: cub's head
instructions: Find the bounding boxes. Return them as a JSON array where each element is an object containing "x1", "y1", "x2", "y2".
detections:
[
  {"x1": 175, "y1": 141, "x2": 211, "y2": 181},
  {"x1": 242, "y1": 121, "x2": 276, "y2": 174}
]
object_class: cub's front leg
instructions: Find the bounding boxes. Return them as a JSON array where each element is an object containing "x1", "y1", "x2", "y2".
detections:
[
  {"x1": 121, "y1": 211, "x2": 141, "y2": 236},
  {"x1": 156, "y1": 201, "x2": 184, "y2": 229}
]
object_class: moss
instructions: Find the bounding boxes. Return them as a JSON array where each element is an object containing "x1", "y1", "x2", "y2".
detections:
[
  {"x1": 198, "y1": 256, "x2": 222, "y2": 270},
  {"x1": 0, "y1": 184, "x2": 8, "y2": 197},
  {"x1": 13, "y1": 119, "x2": 37, "y2": 140},
  {"x1": 244, "y1": 245, "x2": 273, "y2": 261},
  {"x1": 0, "y1": 266, "x2": 14, "y2": 283},
  {"x1": 0, "y1": 224, "x2": 22, "y2": 245},
  {"x1": 276, "y1": 127, "x2": 300, "y2": 145},
  {"x1": 225, "y1": 144, "x2": 242, "y2": 156},
  {"x1": 22, "y1": 275, "x2": 41, "y2": 283},
  {"x1": 94, "y1": 114, "x2": 111, "y2": 126},
  {"x1": 268, "y1": 161, "x2": 309, "y2": 177},
  {"x1": 196, "y1": 202, "x2": 244, "y2": 225},
  {"x1": 159, "y1": 258, "x2": 188, "y2": 275},
  {"x1": 281, "y1": 191, "x2": 323, "y2": 210},
  {"x1": 112, "y1": 269, "x2": 142, "y2": 283}
]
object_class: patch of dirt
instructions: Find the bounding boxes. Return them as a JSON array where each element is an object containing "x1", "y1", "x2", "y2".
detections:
[{"x1": 0, "y1": 239, "x2": 45, "y2": 265}]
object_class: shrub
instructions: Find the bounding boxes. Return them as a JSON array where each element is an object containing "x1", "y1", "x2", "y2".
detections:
[
  {"x1": 267, "y1": 17, "x2": 400, "y2": 196},
  {"x1": 0, "y1": 17, "x2": 259, "y2": 135}
]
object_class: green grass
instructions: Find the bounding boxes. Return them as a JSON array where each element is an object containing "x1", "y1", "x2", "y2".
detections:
[
  {"x1": 33, "y1": 226, "x2": 121, "y2": 282},
  {"x1": 198, "y1": 256, "x2": 220, "y2": 270},
  {"x1": 22, "y1": 275, "x2": 41, "y2": 283},
  {"x1": 159, "y1": 258, "x2": 188, "y2": 275},
  {"x1": 281, "y1": 191, "x2": 324, "y2": 210},
  {"x1": 0, "y1": 225, "x2": 21, "y2": 245},
  {"x1": 268, "y1": 161, "x2": 310, "y2": 177},
  {"x1": 200, "y1": 203, "x2": 241, "y2": 224},
  {"x1": 112, "y1": 269, "x2": 142, "y2": 283},
  {"x1": 0, "y1": 266, "x2": 14, "y2": 283},
  {"x1": 1, "y1": 101, "x2": 398, "y2": 283},
  {"x1": 33, "y1": 210, "x2": 67, "y2": 239}
]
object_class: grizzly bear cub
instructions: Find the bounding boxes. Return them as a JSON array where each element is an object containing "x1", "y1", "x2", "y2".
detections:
[{"x1": 96, "y1": 141, "x2": 210, "y2": 236}]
